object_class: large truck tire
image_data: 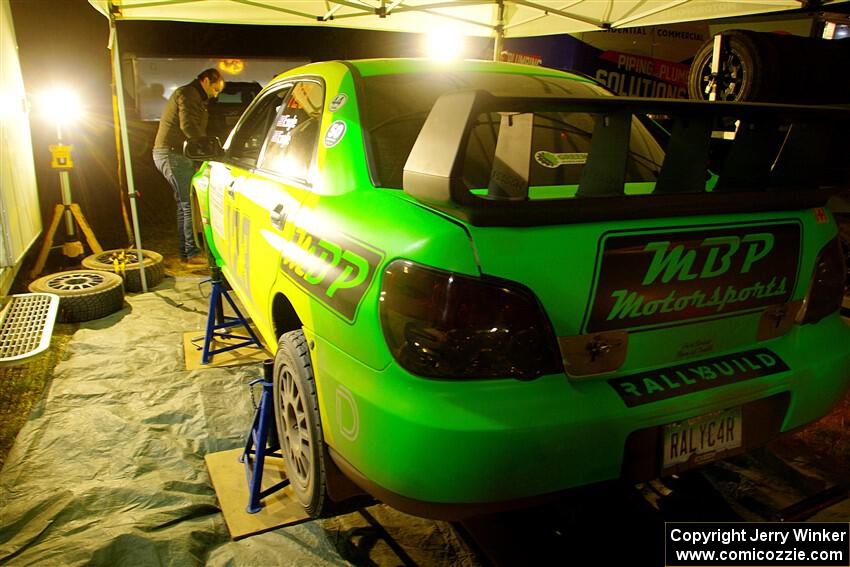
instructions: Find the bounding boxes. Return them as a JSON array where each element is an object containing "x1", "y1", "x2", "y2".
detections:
[
  {"x1": 688, "y1": 30, "x2": 850, "y2": 103},
  {"x1": 688, "y1": 30, "x2": 767, "y2": 102},
  {"x1": 28, "y1": 270, "x2": 125, "y2": 323},
  {"x1": 81, "y1": 249, "x2": 165, "y2": 293}
]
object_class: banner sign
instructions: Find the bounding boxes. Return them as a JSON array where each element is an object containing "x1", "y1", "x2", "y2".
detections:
[
  {"x1": 500, "y1": 50, "x2": 543, "y2": 66},
  {"x1": 595, "y1": 50, "x2": 691, "y2": 98},
  {"x1": 585, "y1": 222, "x2": 801, "y2": 333},
  {"x1": 502, "y1": 22, "x2": 707, "y2": 99}
]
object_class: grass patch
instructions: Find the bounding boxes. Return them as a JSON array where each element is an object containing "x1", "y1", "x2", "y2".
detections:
[{"x1": 0, "y1": 326, "x2": 74, "y2": 470}]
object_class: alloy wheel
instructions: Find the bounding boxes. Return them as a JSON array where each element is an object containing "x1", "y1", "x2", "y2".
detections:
[{"x1": 278, "y1": 366, "x2": 312, "y2": 490}]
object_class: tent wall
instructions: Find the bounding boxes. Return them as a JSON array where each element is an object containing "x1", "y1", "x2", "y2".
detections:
[{"x1": 0, "y1": 0, "x2": 41, "y2": 295}]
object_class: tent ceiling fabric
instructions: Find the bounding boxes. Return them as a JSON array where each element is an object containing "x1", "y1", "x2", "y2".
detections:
[{"x1": 90, "y1": 0, "x2": 825, "y2": 37}]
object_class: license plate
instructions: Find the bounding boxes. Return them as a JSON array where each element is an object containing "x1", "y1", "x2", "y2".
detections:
[{"x1": 662, "y1": 407, "x2": 742, "y2": 469}]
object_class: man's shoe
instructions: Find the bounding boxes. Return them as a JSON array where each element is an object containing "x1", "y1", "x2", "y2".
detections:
[{"x1": 184, "y1": 254, "x2": 207, "y2": 266}]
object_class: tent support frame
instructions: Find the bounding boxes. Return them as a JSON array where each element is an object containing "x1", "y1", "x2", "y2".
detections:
[{"x1": 109, "y1": 13, "x2": 148, "y2": 292}]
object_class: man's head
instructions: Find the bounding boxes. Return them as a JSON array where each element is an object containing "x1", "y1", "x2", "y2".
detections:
[{"x1": 197, "y1": 68, "x2": 225, "y2": 99}]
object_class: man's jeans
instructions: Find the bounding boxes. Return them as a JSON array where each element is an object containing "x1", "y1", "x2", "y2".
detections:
[{"x1": 152, "y1": 148, "x2": 201, "y2": 258}]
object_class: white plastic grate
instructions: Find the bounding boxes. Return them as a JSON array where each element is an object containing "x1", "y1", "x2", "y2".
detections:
[{"x1": 0, "y1": 293, "x2": 59, "y2": 367}]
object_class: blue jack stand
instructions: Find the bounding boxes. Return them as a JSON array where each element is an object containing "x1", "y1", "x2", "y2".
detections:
[
  {"x1": 202, "y1": 266, "x2": 263, "y2": 365},
  {"x1": 240, "y1": 360, "x2": 289, "y2": 513}
]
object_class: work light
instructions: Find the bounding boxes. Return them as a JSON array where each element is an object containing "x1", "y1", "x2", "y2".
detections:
[
  {"x1": 37, "y1": 87, "x2": 82, "y2": 127},
  {"x1": 425, "y1": 26, "x2": 465, "y2": 61}
]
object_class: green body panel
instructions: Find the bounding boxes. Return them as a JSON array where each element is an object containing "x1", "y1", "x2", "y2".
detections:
[
  {"x1": 210, "y1": 63, "x2": 478, "y2": 367},
  {"x1": 315, "y1": 314, "x2": 850, "y2": 502},
  {"x1": 465, "y1": 210, "x2": 833, "y2": 370},
  {"x1": 349, "y1": 58, "x2": 594, "y2": 82},
  {"x1": 190, "y1": 59, "x2": 850, "y2": 507}
]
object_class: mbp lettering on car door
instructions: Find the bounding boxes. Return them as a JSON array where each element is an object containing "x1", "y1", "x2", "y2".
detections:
[
  {"x1": 585, "y1": 222, "x2": 801, "y2": 332},
  {"x1": 276, "y1": 212, "x2": 384, "y2": 322}
]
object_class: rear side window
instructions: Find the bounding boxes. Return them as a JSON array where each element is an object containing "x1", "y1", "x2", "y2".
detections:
[
  {"x1": 258, "y1": 81, "x2": 324, "y2": 182},
  {"x1": 362, "y1": 71, "x2": 848, "y2": 200},
  {"x1": 463, "y1": 111, "x2": 664, "y2": 192},
  {"x1": 360, "y1": 72, "x2": 664, "y2": 191}
]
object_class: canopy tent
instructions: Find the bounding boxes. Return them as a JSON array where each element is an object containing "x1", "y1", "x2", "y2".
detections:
[
  {"x1": 87, "y1": 0, "x2": 846, "y2": 291},
  {"x1": 90, "y1": 0, "x2": 833, "y2": 38}
]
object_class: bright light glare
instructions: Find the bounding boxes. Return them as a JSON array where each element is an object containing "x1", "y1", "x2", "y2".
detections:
[
  {"x1": 38, "y1": 87, "x2": 82, "y2": 125},
  {"x1": 0, "y1": 91, "x2": 20, "y2": 121},
  {"x1": 425, "y1": 27, "x2": 465, "y2": 61}
]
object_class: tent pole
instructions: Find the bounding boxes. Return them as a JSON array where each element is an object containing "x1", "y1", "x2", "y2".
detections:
[
  {"x1": 109, "y1": 13, "x2": 148, "y2": 292},
  {"x1": 493, "y1": 0, "x2": 505, "y2": 61},
  {"x1": 110, "y1": 59, "x2": 135, "y2": 246}
]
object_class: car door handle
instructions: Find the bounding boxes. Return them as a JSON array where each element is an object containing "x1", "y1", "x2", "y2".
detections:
[
  {"x1": 270, "y1": 204, "x2": 287, "y2": 230},
  {"x1": 226, "y1": 180, "x2": 236, "y2": 198}
]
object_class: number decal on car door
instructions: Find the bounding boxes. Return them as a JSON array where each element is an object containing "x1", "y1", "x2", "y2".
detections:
[{"x1": 225, "y1": 203, "x2": 252, "y2": 300}]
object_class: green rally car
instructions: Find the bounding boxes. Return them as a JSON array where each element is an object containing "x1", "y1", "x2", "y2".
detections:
[{"x1": 186, "y1": 58, "x2": 850, "y2": 519}]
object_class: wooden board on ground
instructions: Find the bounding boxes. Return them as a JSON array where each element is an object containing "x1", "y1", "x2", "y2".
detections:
[
  {"x1": 183, "y1": 331, "x2": 269, "y2": 370},
  {"x1": 205, "y1": 447, "x2": 310, "y2": 540}
]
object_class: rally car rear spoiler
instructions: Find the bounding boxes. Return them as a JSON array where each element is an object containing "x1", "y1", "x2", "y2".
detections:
[{"x1": 402, "y1": 91, "x2": 850, "y2": 227}]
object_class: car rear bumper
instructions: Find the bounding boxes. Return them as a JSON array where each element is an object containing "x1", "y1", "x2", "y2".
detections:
[{"x1": 310, "y1": 315, "x2": 850, "y2": 516}]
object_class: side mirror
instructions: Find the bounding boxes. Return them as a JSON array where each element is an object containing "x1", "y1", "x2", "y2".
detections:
[{"x1": 184, "y1": 136, "x2": 223, "y2": 160}]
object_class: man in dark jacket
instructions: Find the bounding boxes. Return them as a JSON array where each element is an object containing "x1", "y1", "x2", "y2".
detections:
[{"x1": 152, "y1": 68, "x2": 224, "y2": 264}]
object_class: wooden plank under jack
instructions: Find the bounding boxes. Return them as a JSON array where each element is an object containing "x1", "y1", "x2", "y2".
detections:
[
  {"x1": 205, "y1": 448, "x2": 310, "y2": 540},
  {"x1": 183, "y1": 331, "x2": 269, "y2": 370}
]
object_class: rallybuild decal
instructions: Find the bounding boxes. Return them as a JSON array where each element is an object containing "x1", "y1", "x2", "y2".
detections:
[
  {"x1": 609, "y1": 348, "x2": 789, "y2": 407},
  {"x1": 584, "y1": 222, "x2": 801, "y2": 332},
  {"x1": 265, "y1": 196, "x2": 384, "y2": 322}
]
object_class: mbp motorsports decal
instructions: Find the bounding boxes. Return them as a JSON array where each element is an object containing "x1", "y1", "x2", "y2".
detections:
[
  {"x1": 609, "y1": 348, "x2": 789, "y2": 407},
  {"x1": 324, "y1": 120, "x2": 346, "y2": 148},
  {"x1": 585, "y1": 223, "x2": 801, "y2": 332}
]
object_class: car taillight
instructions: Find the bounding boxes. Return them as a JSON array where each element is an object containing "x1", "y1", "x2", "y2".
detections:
[
  {"x1": 379, "y1": 260, "x2": 562, "y2": 380},
  {"x1": 800, "y1": 237, "x2": 846, "y2": 324}
]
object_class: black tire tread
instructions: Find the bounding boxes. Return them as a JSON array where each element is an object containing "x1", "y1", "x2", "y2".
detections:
[
  {"x1": 190, "y1": 191, "x2": 208, "y2": 254},
  {"x1": 122, "y1": 260, "x2": 165, "y2": 293},
  {"x1": 81, "y1": 249, "x2": 165, "y2": 292},
  {"x1": 274, "y1": 329, "x2": 332, "y2": 518},
  {"x1": 689, "y1": 30, "x2": 850, "y2": 104},
  {"x1": 688, "y1": 30, "x2": 761, "y2": 102},
  {"x1": 28, "y1": 271, "x2": 125, "y2": 323}
]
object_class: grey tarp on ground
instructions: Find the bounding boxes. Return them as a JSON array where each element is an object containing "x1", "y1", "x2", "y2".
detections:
[{"x1": 0, "y1": 279, "x2": 476, "y2": 566}]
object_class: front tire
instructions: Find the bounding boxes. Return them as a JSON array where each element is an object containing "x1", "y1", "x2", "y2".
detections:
[
  {"x1": 273, "y1": 329, "x2": 331, "y2": 517},
  {"x1": 190, "y1": 191, "x2": 204, "y2": 251}
]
